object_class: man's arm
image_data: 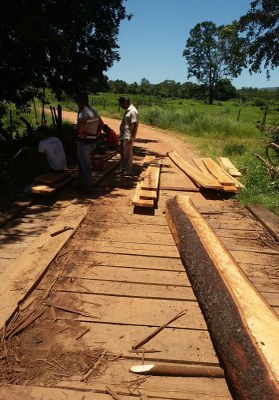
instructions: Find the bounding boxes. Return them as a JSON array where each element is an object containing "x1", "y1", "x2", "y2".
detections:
[
  {"x1": 131, "y1": 121, "x2": 139, "y2": 140},
  {"x1": 76, "y1": 118, "x2": 87, "y2": 139}
]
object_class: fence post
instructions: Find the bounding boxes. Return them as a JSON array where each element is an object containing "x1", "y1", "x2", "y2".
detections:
[
  {"x1": 237, "y1": 109, "x2": 241, "y2": 123},
  {"x1": 260, "y1": 106, "x2": 268, "y2": 131}
]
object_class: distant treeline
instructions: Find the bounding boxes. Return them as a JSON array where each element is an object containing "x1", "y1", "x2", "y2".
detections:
[{"x1": 106, "y1": 78, "x2": 279, "y2": 104}]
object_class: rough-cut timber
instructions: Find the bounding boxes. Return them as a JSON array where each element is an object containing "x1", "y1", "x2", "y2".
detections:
[
  {"x1": 202, "y1": 158, "x2": 236, "y2": 186},
  {"x1": 167, "y1": 151, "x2": 223, "y2": 189},
  {"x1": 165, "y1": 195, "x2": 279, "y2": 400},
  {"x1": 216, "y1": 157, "x2": 242, "y2": 177},
  {"x1": 247, "y1": 203, "x2": 279, "y2": 242}
]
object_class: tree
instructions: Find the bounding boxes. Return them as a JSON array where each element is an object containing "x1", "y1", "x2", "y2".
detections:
[
  {"x1": 238, "y1": 0, "x2": 279, "y2": 77},
  {"x1": 108, "y1": 79, "x2": 129, "y2": 94},
  {"x1": 0, "y1": 0, "x2": 129, "y2": 106},
  {"x1": 183, "y1": 21, "x2": 246, "y2": 104},
  {"x1": 214, "y1": 79, "x2": 237, "y2": 101}
]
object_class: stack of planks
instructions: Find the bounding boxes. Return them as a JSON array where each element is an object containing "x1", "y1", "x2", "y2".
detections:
[
  {"x1": 24, "y1": 171, "x2": 74, "y2": 195},
  {"x1": 132, "y1": 155, "x2": 161, "y2": 208},
  {"x1": 168, "y1": 151, "x2": 244, "y2": 193}
]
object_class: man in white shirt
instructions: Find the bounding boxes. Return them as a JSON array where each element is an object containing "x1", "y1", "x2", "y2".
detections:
[
  {"x1": 38, "y1": 126, "x2": 67, "y2": 171},
  {"x1": 119, "y1": 96, "x2": 139, "y2": 176}
]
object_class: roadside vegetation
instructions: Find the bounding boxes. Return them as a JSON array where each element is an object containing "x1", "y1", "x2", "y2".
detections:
[{"x1": 1, "y1": 90, "x2": 278, "y2": 214}]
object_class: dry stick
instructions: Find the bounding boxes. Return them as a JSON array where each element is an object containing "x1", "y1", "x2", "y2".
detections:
[
  {"x1": 132, "y1": 310, "x2": 186, "y2": 350},
  {"x1": 52, "y1": 372, "x2": 69, "y2": 377},
  {"x1": 37, "y1": 358, "x2": 66, "y2": 372},
  {"x1": 50, "y1": 226, "x2": 73, "y2": 237},
  {"x1": 76, "y1": 328, "x2": 90, "y2": 341},
  {"x1": 76, "y1": 282, "x2": 95, "y2": 294},
  {"x1": 48, "y1": 355, "x2": 68, "y2": 372},
  {"x1": 50, "y1": 306, "x2": 57, "y2": 321},
  {"x1": 52, "y1": 304, "x2": 99, "y2": 319},
  {"x1": 5, "y1": 308, "x2": 45, "y2": 339},
  {"x1": 128, "y1": 348, "x2": 160, "y2": 354},
  {"x1": 106, "y1": 386, "x2": 124, "y2": 400}
]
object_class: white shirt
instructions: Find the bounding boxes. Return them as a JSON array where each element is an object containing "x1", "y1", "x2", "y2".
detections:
[
  {"x1": 120, "y1": 104, "x2": 139, "y2": 140},
  {"x1": 38, "y1": 136, "x2": 67, "y2": 171}
]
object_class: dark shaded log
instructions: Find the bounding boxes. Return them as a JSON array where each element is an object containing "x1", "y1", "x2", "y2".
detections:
[{"x1": 165, "y1": 195, "x2": 279, "y2": 400}]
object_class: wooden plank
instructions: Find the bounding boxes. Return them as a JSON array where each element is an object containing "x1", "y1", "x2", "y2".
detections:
[
  {"x1": 160, "y1": 186, "x2": 200, "y2": 192},
  {"x1": 217, "y1": 166, "x2": 245, "y2": 189},
  {"x1": 216, "y1": 157, "x2": 242, "y2": 177},
  {"x1": 72, "y1": 240, "x2": 180, "y2": 258},
  {"x1": 40, "y1": 278, "x2": 196, "y2": 301},
  {"x1": 219, "y1": 236, "x2": 279, "y2": 255},
  {"x1": 50, "y1": 292, "x2": 207, "y2": 330},
  {"x1": 247, "y1": 203, "x2": 279, "y2": 242},
  {"x1": 202, "y1": 158, "x2": 236, "y2": 186},
  {"x1": 260, "y1": 291, "x2": 279, "y2": 307},
  {"x1": 34, "y1": 171, "x2": 70, "y2": 184},
  {"x1": 74, "y1": 227, "x2": 175, "y2": 245},
  {"x1": 0, "y1": 201, "x2": 90, "y2": 330},
  {"x1": 142, "y1": 154, "x2": 155, "y2": 166},
  {"x1": 165, "y1": 195, "x2": 279, "y2": 399},
  {"x1": 0, "y1": 385, "x2": 133, "y2": 400},
  {"x1": 62, "y1": 265, "x2": 191, "y2": 286},
  {"x1": 67, "y1": 252, "x2": 184, "y2": 271},
  {"x1": 231, "y1": 250, "x2": 279, "y2": 266},
  {"x1": 81, "y1": 220, "x2": 171, "y2": 233},
  {"x1": 141, "y1": 164, "x2": 161, "y2": 190},
  {"x1": 132, "y1": 181, "x2": 154, "y2": 208},
  {"x1": 60, "y1": 321, "x2": 219, "y2": 364},
  {"x1": 192, "y1": 158, "x2": 220, "y2": 183},
  {"x1": 27, "y1": 176, "x2": 73, "y2": 195},
  {"x1": 167, "y1": 151, "x2": 223, "y2": 189},
  {"x1": 139, "y1": 188, "x2": 157, "y2": 200}
]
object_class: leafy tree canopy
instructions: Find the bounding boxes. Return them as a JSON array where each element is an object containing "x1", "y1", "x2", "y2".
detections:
[
  {"x1": 238, "y1": 0, "x2": 279, "y2": 77},
  {"x1": 0, "y1": 0, "x2": 129, "y2": 106},
  {"x1": 183, "y1": 21, "x2": 246, "y2": 104}
]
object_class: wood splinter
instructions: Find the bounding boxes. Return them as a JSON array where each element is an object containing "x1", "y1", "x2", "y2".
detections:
[
  {"x1": 50, "y1": 226, "x2": 73, "y2": 237},
  {"x1": 131, "y1": 309, "x2": 186, "y2": 350}
]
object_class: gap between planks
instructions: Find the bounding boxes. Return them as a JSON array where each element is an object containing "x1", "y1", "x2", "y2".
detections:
[{"x1": 43, "y1": 317, "x2": 208, "y2": 332}]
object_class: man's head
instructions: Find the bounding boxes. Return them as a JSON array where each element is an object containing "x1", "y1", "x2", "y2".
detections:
[
  {"x1": 76, "y1": 93, "x2": 89, "y2": 109},
  {"x1": 37, "y1": 125, "x2": 50, "y2": 140},
  {"x1": 119, "y1": 96, "x2": 131, "y2": 110}
]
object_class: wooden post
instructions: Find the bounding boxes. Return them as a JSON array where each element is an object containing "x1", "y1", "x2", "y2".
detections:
[
  {"x1": 260, "y1": 106, "x2": 269, "y2": 131},
  {"x1": 237, "y1": 108, "x2": 241, "y2": 122},
  {"x1": 32, "y1": 98, "x2": 38, "y2": 125}
]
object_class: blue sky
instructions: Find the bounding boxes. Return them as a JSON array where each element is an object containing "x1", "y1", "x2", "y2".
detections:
[{"x1": 107, "y1": 0, "x2": 278, "y2": 89}]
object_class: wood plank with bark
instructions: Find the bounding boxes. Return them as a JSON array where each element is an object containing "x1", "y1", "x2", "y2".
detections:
[{"x1": 165, "y1": 195, "x2": 279, "y2": 400}]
